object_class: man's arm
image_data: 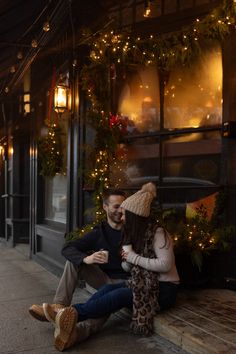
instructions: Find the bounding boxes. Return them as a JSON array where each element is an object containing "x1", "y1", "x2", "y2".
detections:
[
  {"x1": 61, "y1": 227, "x2": 108, "y2": 266},
  {"x1": 61, "y1": 230, "x2": 98, "y2": 266}
]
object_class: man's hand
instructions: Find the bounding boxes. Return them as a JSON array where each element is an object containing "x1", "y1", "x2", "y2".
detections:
[{"x1": 83, "y1": 251, "x2": 108, "y2": 265}]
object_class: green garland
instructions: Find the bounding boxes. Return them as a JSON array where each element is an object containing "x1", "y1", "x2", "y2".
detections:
[
  {"x1": 38, "y1": 122, "x2": 63, "y2": 177},
  {"x1": 87, "y1": 0, "x2": 236, "y2": 69},
  {"x1": 155, "y1": 192, "x2": 236, "y2": 271}
]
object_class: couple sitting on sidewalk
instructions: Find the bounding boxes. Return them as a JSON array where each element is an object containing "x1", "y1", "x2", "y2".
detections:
[{"x1": 29, "y1": 183, "x2": 180, "y2": 352}]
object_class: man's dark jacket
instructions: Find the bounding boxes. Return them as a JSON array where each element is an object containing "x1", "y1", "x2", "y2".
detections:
[{"x1": 62, "y1": 221, "x2": 129, "y2": 279}]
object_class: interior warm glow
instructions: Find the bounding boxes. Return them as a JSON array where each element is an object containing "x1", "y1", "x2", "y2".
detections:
[
  {"x1": 8, "y1": 147, "x2": 14, "y2": 156},
  {"x1": 165, "y1": 46, "x2": 222, "y2": 129},
  {"x1": 143, "y1": 96, "x2": 152, "y2": 103},
  {"x1": 118, "y1": 46, "x2": 222, "y2": 133},
  {"x1": 118, "y1": 66, "x2": 160, "y2": 132}
]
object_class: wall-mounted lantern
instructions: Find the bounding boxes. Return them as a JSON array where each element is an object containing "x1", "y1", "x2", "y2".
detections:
[
  {"x1": 143, "y1": 0, "x2": 151, "y2": 17},
  {"x1": 54, "y1": 82, "x2": 70, "y2": 114},
  {"x1": 0, "y1": 145, "x2": 4, "y2": 157}
]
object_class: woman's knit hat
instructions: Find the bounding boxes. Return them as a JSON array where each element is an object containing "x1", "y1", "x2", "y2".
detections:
[{"x1": 120, "y1": 182, "x2": 156, "y2": 217}]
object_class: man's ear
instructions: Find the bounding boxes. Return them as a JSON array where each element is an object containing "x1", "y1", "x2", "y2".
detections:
[{"x1": 103, "y1": 203, "x2": 108, "y2": 212}]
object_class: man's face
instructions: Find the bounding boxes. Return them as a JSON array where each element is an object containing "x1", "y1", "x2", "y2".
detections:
[{"x1": 103, "y1": 195, "x2": 125, "y2": 225}]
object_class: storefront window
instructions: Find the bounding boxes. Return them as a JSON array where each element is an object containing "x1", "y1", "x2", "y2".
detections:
[
  {"x1": 44, "y1": 118, "x2": 68, "y2": 224},
  {"x1": 110, "y1": 138, "x2": 160, "y2": 188},
  {"x1": 162, "y1": 132, "x2": 221, "y2": 184},
  {"x1": 118, "y1": 66, "x2": 160, "y2": 134},
  {"x1": 114, "y1": 45, "x2": 222, "y2": 192},
  {"x1": 164, "y1": 46, "x2": 222, "y2": 130},
  {"x1": 45, "y1": 174, "x2": 67, "y2": 223}
]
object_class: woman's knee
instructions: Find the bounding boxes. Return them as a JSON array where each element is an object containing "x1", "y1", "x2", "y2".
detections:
[
  {"x1": 113, "y1": 288, "x2": 133, "y2": 307},
  {"x1": 97, "y1": 282, "x2": 125, "y2": 295}
]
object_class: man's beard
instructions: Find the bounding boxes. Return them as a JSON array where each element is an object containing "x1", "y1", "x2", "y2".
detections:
[{"x1": 108, "y1": 211, "x2": 123, "y2": 224}]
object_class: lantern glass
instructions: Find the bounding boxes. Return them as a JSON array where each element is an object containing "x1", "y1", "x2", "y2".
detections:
[{"x1": 54, "y1": 84, "x2": 68, "y2": 113}]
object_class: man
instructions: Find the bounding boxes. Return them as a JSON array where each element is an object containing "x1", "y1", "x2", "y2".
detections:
[{"x1": 29, "y1": 189, "x2": 127, "y2": 322}]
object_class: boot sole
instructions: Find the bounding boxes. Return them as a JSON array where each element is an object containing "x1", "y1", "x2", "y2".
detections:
[
  {"x1": 29, "y1": 308, "x2": 48, "y2": 322},
  {"x1": 54, "y1": 307, "x2": 77, "y2": 351}
]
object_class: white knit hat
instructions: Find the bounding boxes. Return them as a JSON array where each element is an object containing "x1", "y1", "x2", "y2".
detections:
[{"x1": 120, "y1": 182, "x2": 156, "y2": 217}]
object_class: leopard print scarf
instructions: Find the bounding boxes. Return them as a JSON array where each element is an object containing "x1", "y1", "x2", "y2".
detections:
[{"x1": 127, "y1": 224, "x2": 160, "y2": 335}]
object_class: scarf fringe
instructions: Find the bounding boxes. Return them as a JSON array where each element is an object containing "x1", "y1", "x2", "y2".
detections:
[{"x1": 130, "y1": 321, "x2": 153, "y2": 336}]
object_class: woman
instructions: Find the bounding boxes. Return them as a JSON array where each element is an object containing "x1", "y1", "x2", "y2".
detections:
[{"x1": 44, "y1": 182, "x2": 180, "y2": 351}]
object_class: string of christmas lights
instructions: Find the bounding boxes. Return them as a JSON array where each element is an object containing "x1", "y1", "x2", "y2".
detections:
[{"x1": 87, "y1": 0, "x2": 236, "y2": 70}]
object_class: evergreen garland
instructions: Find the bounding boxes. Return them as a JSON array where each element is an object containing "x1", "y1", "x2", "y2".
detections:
[
  {"x1": 155, "y1": 192, "x2": 236, "y2": 271},
  {"x1": 38, "y1": 122, "x2": 63, "y2": 177},
  {"x1": 87, "y1": 0, "x2": 236, "y2": 70}
]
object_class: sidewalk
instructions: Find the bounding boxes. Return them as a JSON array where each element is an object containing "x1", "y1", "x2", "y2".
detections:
[{"x1": 0, "y1": 240, "x2": 187, "y2": 354}]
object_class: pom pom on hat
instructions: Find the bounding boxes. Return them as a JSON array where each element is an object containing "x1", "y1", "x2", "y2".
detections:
[
  {"x1": 120, "y1": 182, "x2": 157, "y2": 217},
  {"x1": 140, "y1": 182, "x2": 156, "y2": 198}
]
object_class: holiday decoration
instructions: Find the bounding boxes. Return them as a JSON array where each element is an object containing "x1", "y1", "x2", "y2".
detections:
[
  {"x1": 67, "y1": 0, "x2": 236, "y2": 242},
  {"x1": 38, "y1": 121, "x2": 63, "y2": 177},
  {"x1": 186, "y1": 192, "x2": 219, "y2": 220},
  {"x1": 86, "y1": 0, "x2": 236, "y2": 70},
  {"x1": 155, "y1": 191, "x2": 235, "y2": 271}
]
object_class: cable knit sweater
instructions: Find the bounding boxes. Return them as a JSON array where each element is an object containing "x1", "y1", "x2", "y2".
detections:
[{"x1": 123, "y1": 227, "x2": 180, "y2": 283}]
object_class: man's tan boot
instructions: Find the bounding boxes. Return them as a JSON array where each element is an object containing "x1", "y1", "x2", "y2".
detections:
[
  {"x1": 43, "y1": 303, "x2": 61, "y2": 323},
  {"x1": 29, "y1": 304, "x2": 65, "y2": 322},
  {"x1": 54, "y1": 307, "x2": 78, "y2": 351}
]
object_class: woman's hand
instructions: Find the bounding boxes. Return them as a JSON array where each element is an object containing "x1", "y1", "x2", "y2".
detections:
[{"x1": 121, "y1": 249, "x2": 129, "y2": 260}]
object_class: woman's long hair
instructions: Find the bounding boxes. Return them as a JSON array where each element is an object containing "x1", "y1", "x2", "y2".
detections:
[
  {"x1": 121, "y1": 210, "x2": 149, "y2": 253},
  {"x1": 121, "y1": 210, "x2": 169, "y2": 253}
]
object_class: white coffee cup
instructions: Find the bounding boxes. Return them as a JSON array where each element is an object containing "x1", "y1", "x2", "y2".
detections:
[
  {"x1": 122, "y1": 244, "x2": 133, "y2": 253},
  {"x1": 101, "y1": 250, "x2": 109, "y2": 263}
]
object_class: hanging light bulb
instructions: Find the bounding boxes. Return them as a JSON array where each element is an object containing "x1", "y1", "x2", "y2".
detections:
[
  {"x1": 31, "y1": 39, "x2": 38, "y2": 48},
  {"x1": 17, "y1": 51, "x2": 23, "y2": 60},
  {"x1": 143, "y1": 0, "x2": 151, "y2": 18},
  {"x1": 43, "y1": 21, "x2": 50, "y2": 32},
  {"x1": 10, "y1": 66, "x2": 16, "y2": 74}
]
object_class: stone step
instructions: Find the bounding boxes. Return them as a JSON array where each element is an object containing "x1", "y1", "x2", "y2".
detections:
[
  {"x1": 154, "y1": 288, "x2": 236, "y2": 354},
  {"x1": 86, "y1": 284, "x2": 236, "y2": 353}
]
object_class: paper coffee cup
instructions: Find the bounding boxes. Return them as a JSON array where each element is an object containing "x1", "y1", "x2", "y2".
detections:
[
  {"x1": 101, "y1": 250, "x2": 109, "y2": 263},
  {"x1": 122, "y1": 244, "x2": 132, "y2": 252}
]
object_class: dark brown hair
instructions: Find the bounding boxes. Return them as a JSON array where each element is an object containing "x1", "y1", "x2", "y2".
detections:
[
  {"x1": 122, "y1": 210, "x2": 149, "y2": 253},
  {"x1": 103, "y1": 189, "x2": 126, "y2": 204},
  {"x1": 121, "y1": 210, "x2": 169, "y2": 253}
]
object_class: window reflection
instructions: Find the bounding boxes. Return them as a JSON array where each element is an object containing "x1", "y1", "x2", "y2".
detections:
[
  {"x1": 44, "y1": 118, "x2": 68, "y2": 224},
  {"x1": 164, "y1": 46, "x2": 222, "y2": 129},
  {"x1": 118, "y1": 66, "x2": 160, "y2": 133},
  {"x1": 163, "y1": 132, "x2": 221, "y2": 184},
  {"x1": 117, "y1": 46, "x2": 222, "y2": 135},
  {"x1": 45, "y1": 174, "x2": 67, "y2": 223}
]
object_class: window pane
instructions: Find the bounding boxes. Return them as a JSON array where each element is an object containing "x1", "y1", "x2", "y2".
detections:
[
  {"x1": 164, "y1": 46, "x2": 222, "y2": 129},
  {"x1": 44, "y1": 119, "x2": 68, "y2": 223},
  {"x1": 162, "y1": 131, "x2": 221, "y2": 185},
  {"x1": 110, "y1": 138, "x2": 160, "y2": 188},
  {"x1": 45, "y1": 174, "x2": 67, "y2": 223},
  {"x1": 118, "y1": 66, "x2": 160, "y2": 134}
]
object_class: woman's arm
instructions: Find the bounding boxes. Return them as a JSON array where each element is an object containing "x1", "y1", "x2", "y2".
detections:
[{"x1": 125, "y1": 228, "x2": 173, "y2": 273}]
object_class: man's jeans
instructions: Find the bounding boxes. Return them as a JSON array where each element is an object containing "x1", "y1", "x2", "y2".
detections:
[
  {"x1": 73, "y1": 282, "x2": 132, "y2": 320},
  {"x1": 72, "y1": 281, "x2": 179, "y2": 320},
  {"x1": 53, "y1": 261, "x2": 124, "y2": 306}
]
